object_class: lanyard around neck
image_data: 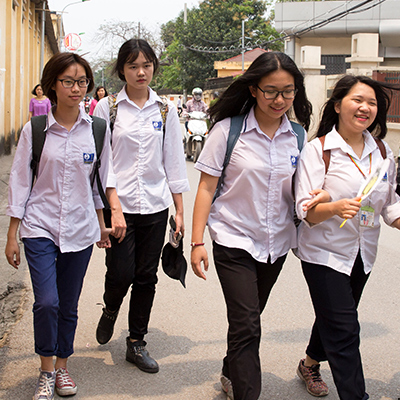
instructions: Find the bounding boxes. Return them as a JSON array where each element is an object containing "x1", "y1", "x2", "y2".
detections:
[{"x1": 347, "y1": 153, "x2": 371, "y2": 178}]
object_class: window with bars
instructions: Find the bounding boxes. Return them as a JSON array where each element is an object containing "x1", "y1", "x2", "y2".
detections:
[{"x1": 321, "y1": 55, "x2": 351, "y2": 76}]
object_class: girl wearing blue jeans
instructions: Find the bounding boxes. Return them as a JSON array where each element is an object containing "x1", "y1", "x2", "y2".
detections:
[{"x1": 5, "y1": 52, "x2": 112, "y2": 400}]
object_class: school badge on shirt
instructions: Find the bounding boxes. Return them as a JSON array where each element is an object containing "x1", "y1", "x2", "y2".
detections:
[
  {"x1": 83, "y1": 153, "x2": 94, "y2": 164},
  {"x1": 291, "y1": 155, "x2": 298, "y2": 168},
  {"x1": 152, "y1": 121, "x2": 162, "y2": 131}
]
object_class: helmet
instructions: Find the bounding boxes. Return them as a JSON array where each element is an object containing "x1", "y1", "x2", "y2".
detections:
[
  {"x1": 192, "y1": 87, "x2": 203, "y2": 101},
  {"x1": 192, "y1": 87, "x2": 203, "y2": 95}
]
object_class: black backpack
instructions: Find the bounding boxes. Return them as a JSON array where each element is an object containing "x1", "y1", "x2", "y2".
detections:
[{"x1": 30, "y1": 115, "x2": 109, "y2": 209}]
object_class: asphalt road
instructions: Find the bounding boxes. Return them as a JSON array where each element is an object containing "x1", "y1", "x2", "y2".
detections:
[{"x1": 0, "y1": 157, "x2": 400, "y2": 399}]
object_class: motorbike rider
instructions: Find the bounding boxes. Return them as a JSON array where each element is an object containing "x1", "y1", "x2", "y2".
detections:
[{"x1": 185, "y1": 87, "x2": 208, "y2": 131}]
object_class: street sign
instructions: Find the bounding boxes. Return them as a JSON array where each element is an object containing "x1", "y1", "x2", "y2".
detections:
[{"x1": 64, "y1": 33, "x2": 82, "y2": 51}]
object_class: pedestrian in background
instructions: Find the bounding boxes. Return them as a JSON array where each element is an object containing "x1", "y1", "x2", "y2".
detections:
[
  {"x1": 5, "y1": 52, "x2": 112, "y2": 400},
  {"x1": 29, "y1": 84, "x2": 51, "y2": 120},
  {"x1": 94, "y1": 38, "x2": 189, "y2": 374},
  {"x1": 295, "y1": 75, "x2": 400, "y2": 400},
  {"x1": 191, "y1": 51, "x2": 315, "y2": 400},
  {"x1": 89, "y1": 85, "x2": 108, "y2": 115},
  {"x1": 177, "y1": 95, "x2": 183, "y2": 117}
]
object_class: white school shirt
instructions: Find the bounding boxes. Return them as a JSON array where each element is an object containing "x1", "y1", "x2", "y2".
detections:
[
  {"x1": 7, "y1": 108, "x2": 112, "y2": 253},
  {"x1": 295, "y1": 127, "x2": 400, "y2": 275},
  {"x1": 94, "y1": 86, "x2": 190, "y2": 214},
  {"x1": 195, "y1": 108, "x2": 305, "y2": 264}
]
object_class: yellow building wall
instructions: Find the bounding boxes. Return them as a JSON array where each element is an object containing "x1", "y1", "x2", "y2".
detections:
[{"x1": 0, "y1": 0, "x2": 57, "y2": 155}]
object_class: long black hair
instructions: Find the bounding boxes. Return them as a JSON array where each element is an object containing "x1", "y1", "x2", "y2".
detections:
[
  {"x1": 209, "y1": 51, "x2": 312, "y2": 131},
  {"x1": 316, "y1": 75, "x2": 398, "y2": 139}
]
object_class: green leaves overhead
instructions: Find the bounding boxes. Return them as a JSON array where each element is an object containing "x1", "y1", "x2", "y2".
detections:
[{"x1": 156, "y1": 0, "x2": 281, "y2": 92}]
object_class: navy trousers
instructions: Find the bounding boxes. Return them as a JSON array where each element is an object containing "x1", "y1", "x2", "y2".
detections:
[
  {"x1": 23, "y1": 238, "x2": 93, "y2": 358},
  {"x1": 213, "y1": 242, "x2": 286, "y2": 400},
  {"x1": 302, "y1": 252, "x2": 370, "y2": 400}
]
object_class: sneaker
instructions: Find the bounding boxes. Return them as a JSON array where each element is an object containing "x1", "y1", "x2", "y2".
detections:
[
  {"x1": 297, "y1": 358, "x2": 329, "y2": 397},
  {"x1": 126, "y1": 338, "x2": 159, "y2": 373},
  {"x1": 220, "y1": 374, "x2": 234, "y2": 400},
  {"x1": 96, "y1": 307, "x2": 119, "y2": 344},
  {"x1": 33, "y1": 370, "x2": 56, "y2": 400},
  {"x1": 55, "y1": 368, "x2": 77, "y2": 397}
]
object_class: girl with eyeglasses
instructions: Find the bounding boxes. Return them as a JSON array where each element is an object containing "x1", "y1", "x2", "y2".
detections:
[
  {"x1": 190, "y1": 51, "x2": 321, "y2": 400},
  {"x1": 5, "y1": 52, "x2": 112, "y2": 400}
]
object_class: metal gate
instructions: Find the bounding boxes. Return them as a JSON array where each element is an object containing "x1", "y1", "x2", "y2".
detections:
[{"x1": 373, "y1": 71, "x2": 400, "y2": 123}]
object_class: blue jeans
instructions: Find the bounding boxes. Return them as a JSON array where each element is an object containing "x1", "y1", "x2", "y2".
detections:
[{"x1": 23, "y1": 238, "x2": 93, "y2": 358}]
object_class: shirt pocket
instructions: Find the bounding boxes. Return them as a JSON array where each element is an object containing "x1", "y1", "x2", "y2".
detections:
[
  {"x1": 278, "y1": 149, "x2": 299, "y2": 179},
  {"x1": 80, "y1": 146, "x2": 96, "y2": 175},
  {"x1": 367, "y1": 173, "x2": 390, "y2": 213}
]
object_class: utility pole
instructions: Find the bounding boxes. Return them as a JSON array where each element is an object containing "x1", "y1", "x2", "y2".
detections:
[{"x1": 183, "y1": 3, "x2": 188, "y2": 104}]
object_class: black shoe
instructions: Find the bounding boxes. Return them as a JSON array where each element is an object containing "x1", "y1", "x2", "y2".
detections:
[
  {"x1": 126, "y1": 338, "x2": 159, "y2": 373},
  {"x1": 96, "y1": 307, "x2": 119, "y2": 345}
]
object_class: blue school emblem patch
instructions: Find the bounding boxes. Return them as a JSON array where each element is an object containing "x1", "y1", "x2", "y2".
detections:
[
  {"x1": 83, "y1": 153, "x2": 94, "y2": 164},
  {"x1": 291, "y1": 155, "x2": 298, "y2": 168},
  {"x1": 152, "y1": 120, "x2": 162, "y2": 131}
]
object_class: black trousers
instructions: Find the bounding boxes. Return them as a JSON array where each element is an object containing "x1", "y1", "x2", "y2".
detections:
[
  {"x1": 103, "y1": 209, "x2": 168, "y2": 340},
  {"x1": 302, "y1": 252, "x2": 370, "y2": 400},
  {"x1": 213, "y1": 242, "x2": 286, "y2": 400}
]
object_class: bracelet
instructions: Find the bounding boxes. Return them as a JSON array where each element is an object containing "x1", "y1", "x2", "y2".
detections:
[{"x1": 190, "y1": 242, "x2": 205, "y2": 247}]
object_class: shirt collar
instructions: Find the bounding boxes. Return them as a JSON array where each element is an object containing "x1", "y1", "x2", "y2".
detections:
[
  {"x1": 46, "y1": 106, "x2": 91, "y2": 131},
  {"x1": 324, "y1": 126, "x2": 377, "y2": 159},
  {"x1": 245, "y1": 107, "x2": 294, "y2": 138},
  {"x1": 117, "y1": 85, "x2": 164, "y2": 108}
]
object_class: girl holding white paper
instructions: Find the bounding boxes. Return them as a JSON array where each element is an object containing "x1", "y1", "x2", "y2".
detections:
[{"x1": 295, "y1": 75, "x2": 400, "y2": 400}]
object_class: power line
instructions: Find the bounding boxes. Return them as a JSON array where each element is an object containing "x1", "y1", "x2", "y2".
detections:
[{"x1": 184, "y1": 0, "x2": 387, "y2": 54}]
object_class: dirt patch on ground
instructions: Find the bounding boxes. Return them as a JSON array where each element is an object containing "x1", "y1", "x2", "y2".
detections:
[{"x1": 0, "y1": 281, "x2": 28, "y2": 346}]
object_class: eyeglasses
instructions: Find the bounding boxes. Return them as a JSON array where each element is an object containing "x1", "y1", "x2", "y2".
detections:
[
  {"x1": 256, "y1": 85, "x2": 297, "y2": 100},
  {"x1": 58, "y1": 78, "x2": 91, "y2": 88}
]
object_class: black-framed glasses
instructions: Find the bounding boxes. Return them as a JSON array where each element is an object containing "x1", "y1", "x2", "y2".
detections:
[
  {"x1": 58, "y1": 78, "x2": 90, "y2": 88},
  {"x1": 256, "y1": 85, "x2": 297, "y2": 100}
]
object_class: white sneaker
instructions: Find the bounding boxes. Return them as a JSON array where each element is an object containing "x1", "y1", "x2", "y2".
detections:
[
  {"x1": 220, "y1": 374, "x2": 234, "y2": 400},
  {"x1": 33, "y1": 370, "x2": 56, "y2": 400}
]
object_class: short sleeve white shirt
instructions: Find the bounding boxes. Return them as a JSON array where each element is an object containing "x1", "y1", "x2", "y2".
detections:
[
  {"x1": 94, "y1": 86, "x2": 190, "y2": 214},
  {"x1": 7, "y1": 108, "x2": 112, "y2": 252},
  {"x1": 295, "y1": 127, "x2": 400, "y2": 275},
  {"x1": 195, "y1": 108, "x2": 305, "y2": 263}
]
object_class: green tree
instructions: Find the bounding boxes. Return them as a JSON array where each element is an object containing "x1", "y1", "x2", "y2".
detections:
[{"x1": 156, "y1": 0, "x2": 281, "y2": 92}]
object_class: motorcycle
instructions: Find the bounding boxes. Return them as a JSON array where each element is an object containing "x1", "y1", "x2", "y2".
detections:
[{"x1": 184, "y1": 111, "x2": 208, "y2": 163}]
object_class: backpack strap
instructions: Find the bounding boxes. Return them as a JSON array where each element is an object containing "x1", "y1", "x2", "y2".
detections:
[
  {"x1": 213, "y1": 114, "x2": 247, "y2": 203},
  {"x1": 374, "y1": 137, "x2": 386, "y2": 159},
  {"x1": 318, "y1": 135, "x2": 386, "y2": 175},
  {"x1": 318, "y1": 136, "x2": 331, "y2": 174},
  {"x1": 290, "y1": 121, "x2": 306, "y2": 152},
  {"x1": 158, "y1": 96, "x2": 169, "y2": 142},
  {"x1": 108, "y1": 94, "x2": 118, "y2": 132},
  {"x1": 30, "y1": 115, "x2": 48, "y2": 189},
  {"x1": 91, "y1": 116, "x2": 110, "y2": 209}
]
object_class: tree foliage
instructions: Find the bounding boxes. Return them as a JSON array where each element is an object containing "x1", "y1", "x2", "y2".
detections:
[{"x1": 156, "y1": 0, "x2": 282, "y2": 92}]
